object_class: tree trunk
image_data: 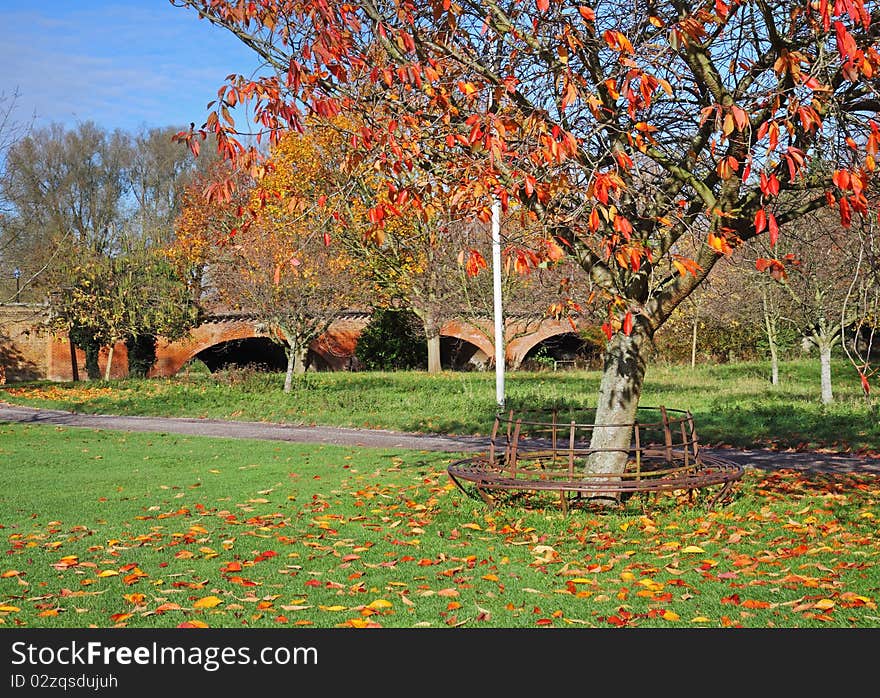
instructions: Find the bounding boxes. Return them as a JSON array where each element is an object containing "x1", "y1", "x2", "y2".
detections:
[
  {"x1": 84, "y1": 342, "x2": 101, "y2": 380},
  {"x1": 769, "y1": 341, "x2": 779, "y2": 386},
  {"x1": 68, "y1": 332, "x2": 79, "y2": 382},
  {"x1": 762, "y1": 289, "x2": 779, "y2": 385},
  {"x1": 104, "y1": 344, "x2": 115, "y2": 381},
  {"x1": 819, "y1": 341, "x2": 833, "y2": 405},
  {"x1": 294, "y1": 346, "x2": 308, "y2": 374},
  {"x1": 283, "y1": 343, "x2": 297, "y2": 394},
  {"x1": 585, "y1": 328, "x2": 649, "y2": 503},
  {"x1": 426, "y1": 332, "x2": 441, "y2": 374}
]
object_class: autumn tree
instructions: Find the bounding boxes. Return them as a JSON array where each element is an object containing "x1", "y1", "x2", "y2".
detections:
[
  {"x1": 47, "y1": 241, "x2": 199, "y2": 379},
  {"x1": 758, "y1": 208, "x2": 875, "y2": 403},
  {"x1": 201, "y1": 131, "x2": 364, "y2": 392},
  {"x1": 174, "y1": 0, "x2": 880, "y2": 486}
]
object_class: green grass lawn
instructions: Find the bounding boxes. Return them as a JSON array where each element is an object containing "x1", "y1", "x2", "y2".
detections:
[
  {"x1": 1, "y1": 423, "x2": 878, "y2": 628},
  {"x1": 2, "y1": 358, "x2": 878, "y2": 453}
]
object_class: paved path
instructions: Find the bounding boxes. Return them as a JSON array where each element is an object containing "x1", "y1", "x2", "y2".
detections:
[{"x1": 2, "y1": 402, "x2": 880, "y2": 474}]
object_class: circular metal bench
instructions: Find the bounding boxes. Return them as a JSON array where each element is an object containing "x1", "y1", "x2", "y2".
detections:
[{"x1": 447, "y1": 406, "x2": 744, "y2": 513}]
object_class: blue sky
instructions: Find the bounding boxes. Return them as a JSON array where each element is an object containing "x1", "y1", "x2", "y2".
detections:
[{"x1": 0, "y1": 0, "x2": 264, "y2": 133}]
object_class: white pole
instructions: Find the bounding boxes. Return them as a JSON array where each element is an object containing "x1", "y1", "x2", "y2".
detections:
[{"x1": 491, "y1": 196, "x2": 505, "y2": 410}]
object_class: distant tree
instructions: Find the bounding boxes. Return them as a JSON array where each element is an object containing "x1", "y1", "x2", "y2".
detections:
[
  {"x1": 201, "y1": 131, "x2": 365, "y2": 392},
  {"x1": 47, "y1": 240, "x2": 199, "y2": 379},
  {"x1": 127, "y1": 126, "x2": 213, "y2": 244},
  {"x1": 0, "y1": 121, "x2": 131, "y2": 304},
  {"x1": 759, "y1": 209, "x2": 868, "y2": 404}
]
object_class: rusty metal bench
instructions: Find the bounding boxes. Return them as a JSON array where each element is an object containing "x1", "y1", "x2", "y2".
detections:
[{"x1": 447, "y1": 406, "x2": 744, "y2": 513}]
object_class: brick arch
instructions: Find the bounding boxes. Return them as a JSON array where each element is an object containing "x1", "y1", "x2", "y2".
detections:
[
  {"x1": 150, "y1": 319, "x2": 271, "y2": 377},
  {"x1": 439, "y1": 319, "x2": 496, "y2": 362},
  {"x1": 151, "y1": 313, "x2": 373, "y2": 376},
  {"x1": 506, "y1": 319, "x2": 595, "y2": 368}
]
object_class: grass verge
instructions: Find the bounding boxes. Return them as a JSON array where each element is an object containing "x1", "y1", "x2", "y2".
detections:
[
  {"x1": 1, "y1": 423, "x2": 878, "y2": 628},
  {"x1": 1, "y1": 359, "x2": 879, "y2": 453}
]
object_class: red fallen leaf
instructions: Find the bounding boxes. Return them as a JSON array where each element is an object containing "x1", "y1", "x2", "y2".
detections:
[
  {"x1": 536, "y1": 618, "x2": 554, "y2": 626},
  {"x1": 222, "y1": 561, "x2": 243, "y2": 574},
  {"x1": 606, "y1": 615, "x2": 627, "y2": 627},
  {"x1": 274, "y1": 615, "x2": 289, "y2": 624},
  {"x1": 305, "y1": 579, "x2": 322, "y2": 588},
  {"x1": 154, "y1": 603, "x2": 181, "y2": 614},
  {"x1": 742, "y1": 599, "x2": 770, "y2": 609},
  {"x1": 177, "y1": 620, "x2": 209, "y2": 628},
  {"x1": 721, "y1": 594, "x2": 741, "y2": 605},
  {"x1": 110, "y1": 613, "x2": 133, "y2": 623}
]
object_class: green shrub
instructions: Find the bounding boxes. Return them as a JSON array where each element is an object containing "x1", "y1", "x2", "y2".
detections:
[{"x1": 354, "y1": 308, "x2": 425, "y2": 370}]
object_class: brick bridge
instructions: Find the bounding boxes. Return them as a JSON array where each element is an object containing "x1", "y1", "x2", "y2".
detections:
[{"x1": 0, "y1": 304, "x2": 599, "y2": 382}]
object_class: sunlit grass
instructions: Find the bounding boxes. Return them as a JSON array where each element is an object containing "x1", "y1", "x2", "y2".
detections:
[
  {"x1": 2, "y1": 358, "x2": 878, "y2": 452},
  {"x1": 1, "y1": 424, "x2": 879, "y2": 629}
]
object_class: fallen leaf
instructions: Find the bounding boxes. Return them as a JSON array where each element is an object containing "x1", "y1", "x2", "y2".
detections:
[
  {"x1": 193, "y1": 595, "x2": 223, "y2": 609},
  {"x1": 178, "y1": 620, "x2": 209, "y2": 628},
  {"x1": 366, "y1": 599, "x2": 393, "y2": 610}
]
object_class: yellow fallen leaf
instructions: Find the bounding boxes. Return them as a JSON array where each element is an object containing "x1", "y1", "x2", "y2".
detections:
[
  {"x1": 0, "y1": 605, "x2": 21, "y2": 612},
  {"x1": 620, "y1": 571, "x2": 636, "y2": 582},
  {"x1": 461, "y1": 523, "x2": 482, "y2": 530},
  {"x1": 662, "y1": 610, "x2": 680, "y2": 621},
  {"x1": 97, "y1": 570, "x2": 119, "y2": 577},
  {"x1": 366, "y1": 599, "x2": 393, "y2": 609},
  {"x1": 482, "y1": 574, "x2": 499, "y2": 582},
  {"x1": 1, "y1": 570, "x2": 21, "y2": 578},
  {"x1": 318, "y1": 605, "x2": 347, "y2": 612},
  {"x1": 690, "y1": 616, "x2": 711, "y2": 622},
  {"x1": 813, "y1": 599, "x2": 835, "y2": 611},
  {"x1": 681, "y1": 545, "x2": 705, "y2": 554},
  {"x1": 193, "y1": 596, "x2": 223, "y2": 609}
]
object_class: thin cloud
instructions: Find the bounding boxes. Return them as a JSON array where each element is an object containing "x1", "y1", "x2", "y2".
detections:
[{"x1": 0, "y1": 1, "x2": 265, "y2": 132}]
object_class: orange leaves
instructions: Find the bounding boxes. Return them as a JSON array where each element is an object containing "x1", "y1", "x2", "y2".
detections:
[
  {"x1": 755, "y1": 257, "x2": 787, "y2": 280},
  {"x1": 707, "y1": 231, "x2": 733, "y2": 255},
  {"x1": 588, "y1": 171, "x2": 625, "y2": 205},
  {"x1": 577, "y1": 6, "x2": 595, "y2": 22},
  {"x1": 461, "y1": 248, "x2": 487, "y2": 277},
  {"x1": 603, "y1": 30, "x2": 634, "y2": 54},
  {"x1": 715, "y1": 155, "x2": 739, "y2": 180},
  {"x1": 671, "y1": 255, "x2": 702, "y2": 278}
]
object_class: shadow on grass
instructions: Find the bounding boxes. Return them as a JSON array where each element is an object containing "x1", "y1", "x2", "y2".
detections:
[{"x1": 691, "y1": 403, "x2": 880, "y2": 452}]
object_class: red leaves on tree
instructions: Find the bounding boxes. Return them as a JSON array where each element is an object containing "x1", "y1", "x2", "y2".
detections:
[{"x1": 464, "y1": 249, "x2": 487, "y2": 277}]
